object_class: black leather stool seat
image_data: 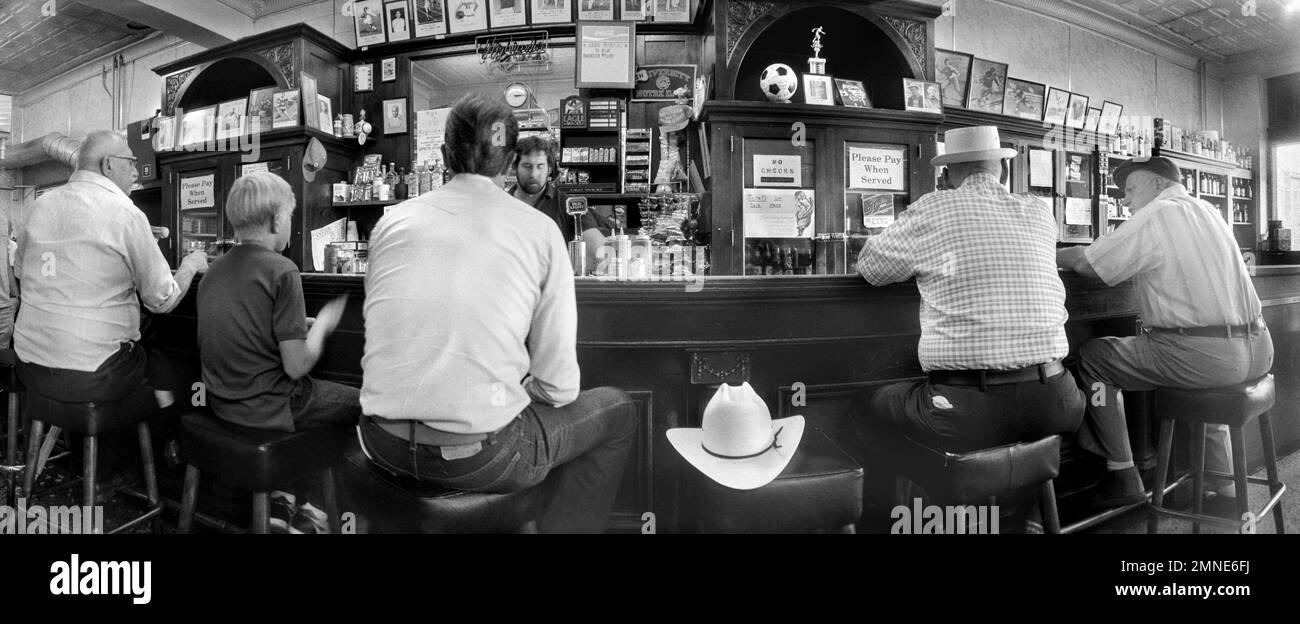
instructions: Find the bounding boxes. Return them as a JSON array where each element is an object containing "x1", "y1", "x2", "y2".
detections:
[
  {"x1": 691, "y1": 428, "x2": 863, "y2": 533},
  {"x1": 339, "y1": 447, "x2": 546, "y2": 533},
  {"x1": 894, "y1": 435, "x2": 1061, "y2": 504},
  {"x1": 1154, "y1": 375, "x2": 1275, "y2": 426},
  {"x1": 26, "y1": 388, "x2": 158, "y2": 436},
  {"x1": 178, "y1": 411, "x2": 353, "y2": 492}
]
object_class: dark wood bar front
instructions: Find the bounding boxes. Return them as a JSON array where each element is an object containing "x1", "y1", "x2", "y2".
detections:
[{"x1": 147, "y1": 268, "x2": 1300, "y2": 532}]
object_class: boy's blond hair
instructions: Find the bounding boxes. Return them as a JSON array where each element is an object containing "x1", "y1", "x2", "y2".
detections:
[{"x1": 227, "y1": 172, "x2": 295, "y2": 238}]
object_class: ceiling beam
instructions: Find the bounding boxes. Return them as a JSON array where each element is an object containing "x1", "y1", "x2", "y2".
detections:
[{"x1": 89, "y1": 0, "x2": 256, "y2": 48}]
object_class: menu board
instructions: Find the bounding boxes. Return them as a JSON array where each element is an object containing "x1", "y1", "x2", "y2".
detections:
[
  {"x1": 846, "y1": 143, "x2": 907, "y2": 192},
  {"x1": 576, "y1": 22, "x2": 636, "y2": 89}
]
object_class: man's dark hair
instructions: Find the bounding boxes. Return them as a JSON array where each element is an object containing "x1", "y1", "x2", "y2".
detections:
[
  {"x1": 514, "y1": 135, "x2": 557, "y2": 177},
  {"x1": 443, "y1": 93, "x2": 519, "y2": 177}
]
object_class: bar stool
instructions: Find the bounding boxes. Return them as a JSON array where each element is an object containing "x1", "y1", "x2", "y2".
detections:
[
  {"x1": 176, "y1": 410, "x2": 353, "y2": 534},
  {"x1": 338, "y1": 445, "x2": 545, "y2": 533},
  {"x1": 1148, "y1": 374, "x2": 1286, "y2": 534},
  {"x1": 1, "y1": 349, "x2": 20, "y2": 506},
  {"x1": 890, "y1": 434, "x2": 1064, "y2": 534},
  {"x1": 685, "y1": 427, "x2": 863, "y2": 533},
  {"x1": 20, "y1": 388, "x2": 164, "y2": 534}
]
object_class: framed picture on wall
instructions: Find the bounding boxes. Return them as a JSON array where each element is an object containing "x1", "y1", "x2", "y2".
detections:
[
  {"x1": 577, "y1": 0, "x2": 614, "y2": 20},
  {"x1": 835, "y1": 79, "x2": 871, "y2": 108},
  {"x1": 1084, "y1": 107, "x2": 1102, "y2": 133},
  {"x1": 1003, "y1": 77, "x2": 1045, "y2": 121},
  {"x1": 1099, "y1": 100, "x2": 1124, "y2": 136},
  {"x1": 180, "y1": 106, "x2": 216, "y2": 146},
  {"x1": 216, "y1": 98, "x2": 247, "y2": 141},
  {"x1": 1065, "y1": 92, "x2": 1090, "y2": 129},
  {"x1": 152, "y1": 115, "x2": 176, "y2": 151},
  {"x1": 620, "y1": 0, "x2": 647, "y2": 20},
  {"x1": 353, "y1": 0, "x2": 388, "y2": 47},
  {"x1": 412, "y1": 0, "x2": 447, "y2": 37},
  {"x1": 652, "y1": 0, "x2": 689, "y2": 22},
  {"x1": 354, "y1": 63, "x2": 375, "y2": 93},
  {"x1": 934, "y1": 49, "x2": 972, "y2": 109},
  {"x1": 382, "y1": 57, "x2": 397, "y2": 82},
  {"x1": 317, "y1": 95, "x2": 334, "y2": 131},
  {"x1": 803, "y1": 74, "x2": 835, "y2": 106},
  {"x1": 575, "y1": 21, "x2": 636, "y2": 89},
  {"x1": 272, "y1": 89, "x2": 301, "y2": 129},
  {"x1": 489, "y1": 0, "x2": 526, "y2": 28},
  {"x1": 383, "y1": 97, "x2": 408, "y2": 134},
  {"x1": 530, "y1": 0, "x2": 571, "y2": 24},
  {"x1": 903, "y1": 78, "x2": 942, "y2": 114},
  {"x1": 447, "y1": 0, "x2": 489, "y2": 33},
  {"x1": 385, "y1": 0, "x2": 412, "y2": 41},
  {"x1": 247, "y1": 86, "x2": 277, "y2": 133},
  {"x1": 300, "y1": 72, "x2": 321, "y2": 130},
  {"x1": 965, "y1": 57, "x2": 1007, "y2": 114},
  {"x1": 1043, "y1": 86, "x2": 1070, "y2": 125}
]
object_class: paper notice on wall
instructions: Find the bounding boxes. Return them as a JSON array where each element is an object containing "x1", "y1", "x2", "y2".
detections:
[
  {"x1": 415, "y1": 108, "x2": 449, "y2": 167},
  {"x1": 1065, "y1": 197, "x2": 1091, "y2": 226},
  {"x1": 753, "y1": 154, "x2": 801, "y2": 187},
  {"x1": 180, "y1": 174, "x2": 215, "y2": 210},
  {"x1": 847, "y1": 144, "x2": 906, "y2": 191},
  {"x1": 743, "y1": 188, "x2": 816, "y2": 239},
  {"x1": 861, "y1": 194, "x2": 896, "y2": 228},
  {"x1": 310, "y1": 218, "x2": 348, "y2": 272},
  {"x1": 1029, "y1": 149, "x2": 1052, "y2": 188}
]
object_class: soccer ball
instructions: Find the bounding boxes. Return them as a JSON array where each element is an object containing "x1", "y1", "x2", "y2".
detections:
[{"x1": 760, "y1": 63, "x2": 798, "y2": 103}]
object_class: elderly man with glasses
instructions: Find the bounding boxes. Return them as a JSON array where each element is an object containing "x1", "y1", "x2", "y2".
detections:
[{"x1": 14, "y1": 130, "x2": 207, "y2": 408}]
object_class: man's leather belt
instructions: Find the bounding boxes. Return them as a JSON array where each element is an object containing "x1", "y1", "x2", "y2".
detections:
[
  {"x1": 364, "y1": 415, "x2": 492, "y2": 447},
  {"x1": 929, "y1": 360, "x2": 1066, "y2": 387},
  {"x1": 1147, "y1": 318, "x2": 1266, "y2": 339}
]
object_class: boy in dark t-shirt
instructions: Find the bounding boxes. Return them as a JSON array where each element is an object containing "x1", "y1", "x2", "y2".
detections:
[{"x1": 197, "y1": 171, "x2": 358, "y2": 532}]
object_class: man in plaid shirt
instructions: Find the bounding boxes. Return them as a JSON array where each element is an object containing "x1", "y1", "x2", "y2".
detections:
[{"x1": 852, "y1": 127, "x2": 1085, "y2": 505}]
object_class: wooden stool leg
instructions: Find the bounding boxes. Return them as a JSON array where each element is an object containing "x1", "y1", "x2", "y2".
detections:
[
  {"x1": 1191, "y1": 424, "x2": 1206, "y2": 534},
  {"x1": 1039, "y1": 480, "x2": 1061, "y2": 535},
  {"x1": 82, "y1": 435, "x2": 97, "y2": 509},
  {"x1": 1229, "y1": 425, "x2": 1250, "y2": 533},
  {"x1": 21, "y1": 419, "x2": 44, "y2": 498},
  {"x1": 136, "y1": 423, "x2": 161, "y2": 533},
  {"x1": 1258, "y1": 412, "x2": 1285, "y2": 534},
  {"x1": 1148, "y1": 419, "x2": 1175, "y2": 534},
  {"x1": 5, "y1": 389, "x2": 18, "y2": 507},
  {"x1": 321, "y1": 466, "x2": 340, "y2": 534},
  {"x1": 251, "y1": 492, "x2": 270, "y2": 534},
  {"x1": 178, "y1": 465, "x2": 200, "y2": 534}
]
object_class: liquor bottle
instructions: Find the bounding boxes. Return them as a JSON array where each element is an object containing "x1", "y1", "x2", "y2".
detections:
[
  {"x1": 394, "y1": 166, "x2": 408, "y2": 200},
  {"x1": 404, "y1": 165, "x2": 418, "y2": 197}
]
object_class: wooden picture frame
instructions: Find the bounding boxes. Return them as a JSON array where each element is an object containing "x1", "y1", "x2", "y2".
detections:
[
  {"x1": 1043, "y1": 86, "x2": 1070, "y2": 126},
  {"x1": 180, "y1": 106, "x2": 216, "y2": 146},
  {"x1": 382, "y1": 57, "x2": 397, "y2": 82},
  {"x1": 383, "y1": 97, "x2": 408, "y2": 134},
  {"x1": 353, "y1": 0, "x2": 388, "y2": 47},
  {"x1": 575, "y1": 21, "x2": 636, "y2": 89},
  {"x1": 447, "y1": 0, "x2": 489, "y2": 33},
  {"x1": 1099, "y1": 100, "x2": 1124, "y2": 136},
  {"x1": 152, "y1": 115, "x2": 176, "y2": 152},
  {"x1": 1065, "y1": 92, "x2": 1090, "y2": 129},
  {"x1": 934, "y1": 49, "x2": 973, "y2": 109},
  {"x1": 651, "y1": 0, "x2": 689, "y2": 22},
  {"x1": 620, "y1": 0, "x2": 647, "y2": 20},
  {"x1": 903, "y1": 78, "x2": 941, "y2": 114},
  {"x1": 965, "y1": 57, "x2": 1007, "y2": 114},
  {"x1": 317, "y1": 95, "x2": 334, "y2": 132},
  {"x1": 215, "y1": 98, "x2": 247, "y2": 142},
  {"x1": 412, "y1": 0, "x2": 448, "y2": 37},
  {"x1": 530, "y1": 0, "x2": 572, "y2": 24},
  {"x1": 385, "y1": 0, "x2": 412, "y2": 41},
  {"x1": 272, "y1": 89, "x2": 301, "y2": 129},
  {"x1": 803, "y1": 74, "x2": 835, "y2": 106},
  {"x1": 1084, "y1": 107, "x2": 1102, "y2": 133},
  {"x1": 247, "y1": 86, "x2": 276, "y2": 134},
  {"x1": 354, "y1": 64, "x2": 374, "y2": 93},
  {"x1": 577, "y1": 0, "x2": 615, "y2": 20},
  {"x1": 300, "y1": 72, "x2": 320, "y2": 131},
  {"x1": 489, "y1": 0, "x2": 526, "y2": 28},
  {"x1": 1002, "y1": 77, "x2": 1045, "y2": 121},
  {"x1": 835, "y1": 79, "x2": 871, "y2": 108}
]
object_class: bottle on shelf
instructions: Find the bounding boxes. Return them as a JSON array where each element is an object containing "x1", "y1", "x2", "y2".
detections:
[
  {"x1": 404, "y1": 165, "x2": 418, "y2": 197},
  {"x1": 394, "y1": 166, "x2": 408, "y2": 200}
]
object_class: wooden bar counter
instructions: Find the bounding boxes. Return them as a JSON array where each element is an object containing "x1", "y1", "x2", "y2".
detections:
[{"x1": 150, "y1": 268, "x2": 1300, "y2": 532}]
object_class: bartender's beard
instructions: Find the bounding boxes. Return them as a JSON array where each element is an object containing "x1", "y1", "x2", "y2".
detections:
[{"x1": 519, "y1": 178, "x2": 546, "y2": 195}]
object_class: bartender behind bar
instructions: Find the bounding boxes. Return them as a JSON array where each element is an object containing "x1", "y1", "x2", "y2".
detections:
[{"x1": 508, "y1": 136, "x2": 606, "y2": 268}]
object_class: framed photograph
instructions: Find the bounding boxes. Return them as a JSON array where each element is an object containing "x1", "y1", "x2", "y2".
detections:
[
  {"x1": 180, "y1": 106, "x2": 215, "y2": 146},
  {"x1": 412, "y1": 0, "x2": 447, "y2": 37},
  {"x1": 575, "y1": 21, "x2": 636, "y2": 89},
  {"x1": 577, "y1": 0, "x2": 614, "y2": 20},
  {"x1": 531, "y1": 0, "x2": 571, "y2": 24},
  {"x1": 803, "y1": 74, "x2": 835, "y2": 106},
  {"x1": 353, "y1": 0, "x2": 387, "y2": 47},
  {"x1": 1084, "y1": 107, "x2": 1102, "y2": 133},
  {"x1": 300, "y1": 72, "x2": 320, "y2": 131},
  {"x1": 620, "y1": 0, "x2": 647, "y2": 20},
  {"x1": 354, "y1": 64, "x2": 374, "y2": 93},
  {"x1": 383, "y1": 97, "x2": 408, "y2": 134},
  {"x1": 1002, "y1": 77, "x2": 1045, "y2": 121},
  {"x1": 152, "y1": 115, "x2": 176, "y2": 152},
  {"x1": 632, "y1": 64, "x2": 695, "y2": 101},
  {"x1": 965, "y1": 57, "x2": 1007, "y2": 114},
  {"x1": 272, "y1": 89, "x2": 301, "y2": 129},
  {"x1": 1065, "y1": 92, "x2": 1090, "y2": 129},
  {"x1": 489, "y1": 0, "x2": 526, "y2": 28},
  {"x1": 386, "y1": 0, "x2": 412, "y2": 41},
  {"x1": 1099, "y1": 100, "x2": 1124, "y2": 136},
  {"x1": 903, "y1": 78, "x2": 942, "y2": 114},
  {"x1": 317, "y1": 95, "x2": 334, "y2": 132},
  {"x1": 835, "y1": 78, "x2": 871, "y2": 108},
  {"x1": 934, "y1": 49, "x2": 972, "y2": 109},
  {"x1": 382, "y1": 57, "x2": 397, "y2": 82},
  {"x1": 1043, "y1": 86, "x2": 1070, "y2": 126},
  {"x1": 447, "y1": 0, "x2": 488, "y2": 33},
  {"x1": 216, "y1": 98, "x2": 247, "y2": 141},
  {"x1": 652, "y1": 0, "x2": 689, "y2": 22},
  {"x1": 247, "y1": 86, "x2": 276, "y2": 134}
]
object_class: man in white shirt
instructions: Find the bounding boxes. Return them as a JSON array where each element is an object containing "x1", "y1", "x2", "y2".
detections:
[
  {"x1": 1058, "y1": 156, "x2": 1272, "y2": 508},
  {"x1": 15, "y1": 131, "x2": 207, "y2": 405},
  {"x1": 360, "y1": 94, "x2": 635, "y2": 533}
]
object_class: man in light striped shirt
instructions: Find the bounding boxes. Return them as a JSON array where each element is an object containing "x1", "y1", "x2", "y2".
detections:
[
  {"x1": 1058, "y1": 156, "x2": 1271, "y2": 508},
  {"x1": 853, "y1": 126, "x2": 1085, "y2": 496}
]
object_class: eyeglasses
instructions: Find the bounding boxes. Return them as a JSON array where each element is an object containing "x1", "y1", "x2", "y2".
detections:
[{"x1": 109, "y1": 155, "x2": 139, "y2": 165}]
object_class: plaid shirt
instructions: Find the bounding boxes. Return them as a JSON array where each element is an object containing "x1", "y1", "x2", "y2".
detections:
[{"x1": 856, "y1": 172, "x2": 1069, "y2": 371}]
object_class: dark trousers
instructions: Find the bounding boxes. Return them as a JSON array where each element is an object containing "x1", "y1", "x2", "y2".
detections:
[
  {"x1": 359, "y1": 386, "x2": 637, "y2": 533},
  {"x1": 17, "y1": 342, "x2": 173, "y2": 404},
  {"x1": 851, "y1": 371, "x2": 1085, "y2": 507}
]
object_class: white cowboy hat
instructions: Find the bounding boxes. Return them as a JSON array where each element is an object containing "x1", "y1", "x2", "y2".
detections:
[
  {"x1": 931, "y1": 125, "x2": 1017, "y2": 166},
  {"x1": 667, "y1": 382, "x2": 805, "y2": 490}
]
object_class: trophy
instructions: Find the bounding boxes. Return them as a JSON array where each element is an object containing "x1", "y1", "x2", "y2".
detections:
[
  {"x1": 566, "y1": 196, "x2": 589, "y2": 276},
  {"x1": 808, "y1": 26, "x2": 827, "y2": 75}
]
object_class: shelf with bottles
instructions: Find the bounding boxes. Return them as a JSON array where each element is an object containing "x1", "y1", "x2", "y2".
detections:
[{"x1": 1231, "y1": 176, "x2": 1255, "y2": 200}]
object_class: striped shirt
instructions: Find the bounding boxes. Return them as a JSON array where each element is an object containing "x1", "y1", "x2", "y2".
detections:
[
  {"x1": 1085, "y1": 184, "x2": 1260, "y2": 328},
  {"x1": 856, "y1": 172, "x2": 1069, "y2": 371}
]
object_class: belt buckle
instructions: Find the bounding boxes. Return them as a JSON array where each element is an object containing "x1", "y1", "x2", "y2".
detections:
[{"x1": 440, "y1": 442, "x2": 483, "y2": 460}]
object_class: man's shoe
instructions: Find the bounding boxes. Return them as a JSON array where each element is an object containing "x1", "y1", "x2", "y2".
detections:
[
  {"x1": 269, "y1": 492, "x2": 302, "y2": 534},
  {"x1": 1090, "y1": 467, "x2": 1148, "y2": 508}
]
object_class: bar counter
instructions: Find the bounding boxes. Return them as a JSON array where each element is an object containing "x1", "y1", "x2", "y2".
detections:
[{"x1": 151, "y1": 267, "x2": 1300, "y2": 532}]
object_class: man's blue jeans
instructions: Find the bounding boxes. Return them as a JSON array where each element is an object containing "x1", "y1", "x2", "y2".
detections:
[{"x1": 359, "y1": 386, "x2": 637, "y2": 533}]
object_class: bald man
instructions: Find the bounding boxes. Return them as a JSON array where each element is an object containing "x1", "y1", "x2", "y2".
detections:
[{"x1": 14, "y1": 130, "x2": 208, "y2": 406}]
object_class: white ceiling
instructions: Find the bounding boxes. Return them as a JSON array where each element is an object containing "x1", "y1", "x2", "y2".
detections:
[{"x1": 1066, "y1": 0, "x2": 1300, "y2": 59}]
